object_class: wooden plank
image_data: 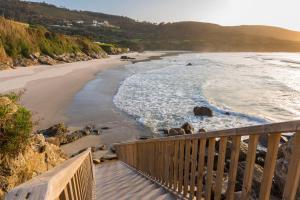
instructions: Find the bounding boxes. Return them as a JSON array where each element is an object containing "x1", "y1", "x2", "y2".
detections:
[
  {"x1": 189, "y1": 139, "x2": 199, "y2": 199},
  {"x1": 178, "y1": 139, "x2": 185, "y2": 194},
  {"x1": 241, "y1": 134, "x2": 259, "y2": 199},
  {"x1": 259, "y1": 133, "x2": 281, "y2": 200},
  {"x1": 283, "y1": 132, "x2": 300, "y2": 200},
  {"x1": 196, "y1": 138, "x2": 206, "y2": 200},
  {"x1": 226, "y1": 136, "x2": 241, "y2": 200},
  {"x1": 183, "y1": 139, "x2": 191, "y2": 197},
  {"x1": 215, "y1": 137, "x2": 228, "y2": 200},
  {"x1": 173, "y1": 140, "x2": 179, "y2": 191},
  {"x1": 205, "y1": 138, "x2": 216, "y2": 200}
]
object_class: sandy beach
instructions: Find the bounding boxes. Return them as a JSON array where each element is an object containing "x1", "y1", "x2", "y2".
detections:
[{"x1": 0, "y1": 51, "x2": 166, "y2": 155}]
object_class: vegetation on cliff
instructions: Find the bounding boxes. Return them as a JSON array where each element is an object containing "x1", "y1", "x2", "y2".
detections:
[
  {"x1": 0, "y1": 17, "x2": 107, "y2": 69},
  {"x1": 0, "y1": 93, "x2": 32, "y2": 156},
  {"x1": 0, "y1": 93, "x2": 66, "y2": 199}
]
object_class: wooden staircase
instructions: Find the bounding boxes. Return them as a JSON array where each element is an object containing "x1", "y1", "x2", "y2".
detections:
[
  {"x1": 5, "y1": 120, "x2": 300, "y2": 200},
  {"x1": 95, "y1": 161, "x2": 176, "y2": 200}
]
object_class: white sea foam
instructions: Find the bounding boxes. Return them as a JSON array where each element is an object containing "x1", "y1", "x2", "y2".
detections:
[{"x1": 114, "y1": 53, "x2": 300, "y2": 133}]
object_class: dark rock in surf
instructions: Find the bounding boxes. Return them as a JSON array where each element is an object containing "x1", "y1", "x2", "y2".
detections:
[
  {"x1": 181, "y1": 122, "x2": 194, "y2": 134},
  {"x1": 158, "y1": 129, "x2": 169, "y2": 135},
  {"x1": 168, "y1": 128, "x2": 185, "y2": 136},
  {"x1": 194, "y1": 106, "x2": 213, "y2": 117},
  {"x1": 198, "y1": 128, "x2": 206, "y2": 133},
  {"x1": 186, "y1": 63, "x2": 192, "y2": 66}
]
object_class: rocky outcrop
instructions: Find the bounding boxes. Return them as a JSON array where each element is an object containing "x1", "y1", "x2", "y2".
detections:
[
  {"x1": 181, "y1": 122, "x2": 194, "y2": 134},
  {"x1": 120, "y1": 55, "x2": 136, "y2": 60},
  {"x1": 0, "y1": 134, "x2": 66, "y2": 199},
  {"x1": 41, "y1": 123, "x2": 102, "y2": 146},
  {"x1": 194, "y1": 106, "x2": 213, "y2": 117},
  {"x1": 273, "y1": 135, "x2": 300, "y2": 198},
  {"x1": 168, "y1": 128, "x2": 185, "y2": 136}
]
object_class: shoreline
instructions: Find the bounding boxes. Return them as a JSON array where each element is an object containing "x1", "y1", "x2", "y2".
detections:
[
  {"x1": 62, "y1": 51, "x2": 183, "y2": 155},
  {"x1": 0, "y1": 51, "x2": 171, "y2": 156},
  {"x1": 0, "y1": 52, "x2": 165, "y2": 129}
]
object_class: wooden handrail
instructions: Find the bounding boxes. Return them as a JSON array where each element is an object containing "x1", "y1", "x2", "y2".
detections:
[
  {"x1": 115, "y1": 120, "x2": 300, "y2": 200},
  {"x1": 115, "y1": 120, "x2": 300, "y2": 145},
  {"x1": 5, "y1": 148, "x2": 94, "y2": 200}
]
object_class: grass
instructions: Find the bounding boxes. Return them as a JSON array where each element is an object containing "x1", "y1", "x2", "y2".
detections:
[
  {"x1": 0, "y1": 93, "x2": 32, "y2": 156},
  {"x1": 0, "y1": 17, "x2": 106, "y2": 62}
]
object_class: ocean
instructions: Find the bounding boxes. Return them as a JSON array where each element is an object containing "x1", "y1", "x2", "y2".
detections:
[{"x1": 113, "y1": 53, "x2": 300, "y2": 133}]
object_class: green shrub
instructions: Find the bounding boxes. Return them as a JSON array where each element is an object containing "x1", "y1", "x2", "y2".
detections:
[{"x1": 0, "y1": 93, "x2": 32, "y2": 156}]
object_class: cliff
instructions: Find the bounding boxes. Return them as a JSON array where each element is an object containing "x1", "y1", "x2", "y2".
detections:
[{"x1": 0, "y1": 17, "x2": 108, "y2": 70}]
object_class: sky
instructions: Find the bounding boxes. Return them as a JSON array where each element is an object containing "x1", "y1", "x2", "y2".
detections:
[{"x1": 26, "y1": 0, "x2": 300, "y2": 31}]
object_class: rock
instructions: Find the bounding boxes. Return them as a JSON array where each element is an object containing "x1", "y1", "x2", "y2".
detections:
[
  {"x1": 93, "y1": 159, "x2": 101, "y2": 165},
  {"x1": 181, "y1": 122, "x2": 194, "y2": 134},
  {"x1": 101, "y1": 126, "x2": 110, "y2": 130},
  {"x1": 198, "y1": 128, "x2": 206, "y2": 133},
  {"x1": 45, "y1": 137, "x2": 61, "y2": 146},
  {"x1": 186, "y1": 63, "x2": 192, "y2": 66},
  {"x1": 120, "y1": 55, "x2": 136, "y2": 60},
  {"x1": 225, "y1": 112, "x2": 230, "y2": 115},
  {"x1": 0, "y1": 134, "x2": 66, "y2": 199},
  {"x1": 98, "y1": 145, "x2": 107, "y2": 151},
  {"x1": 236, "y1": 161, "x2": 263, "y2": 199},
  {"x1": 168, "y1": 128, "x2": 185, "y2": 136},
  {"x1": 100, "y1": 153, "x2": 118, "y2": 162},
  {"x1": 38, "y1": 55, "x2": 56, "y2": 65},
  {"x1": 194, "y1": 106, "x2": 213, "y2": 117},
  {"x1": 158, "y1": 129, "x2": 169, "y2": 135},
  {"x1": 109, "y1": 145, "x2": 116, "y2": 153},
  {"x1": 41, "y1": 123, "x2": 69, "y2": 138},
  {"x1": 273, "y1": 135, "x2": 300, "y2": 198}
]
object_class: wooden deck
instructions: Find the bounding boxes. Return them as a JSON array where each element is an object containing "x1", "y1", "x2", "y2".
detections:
[{"x1": 95, "y1": 161, "x2": 176, "y2": 200}]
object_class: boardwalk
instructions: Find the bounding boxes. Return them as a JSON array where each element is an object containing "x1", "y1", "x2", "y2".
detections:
[{"x1": 95, "y1": 161, "x2": 176, "y2": 200}]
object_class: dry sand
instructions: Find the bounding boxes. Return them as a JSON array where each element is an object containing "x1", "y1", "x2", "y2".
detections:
[{"x1": 0, "y1": 51, "x2": 165, "y2": 156}]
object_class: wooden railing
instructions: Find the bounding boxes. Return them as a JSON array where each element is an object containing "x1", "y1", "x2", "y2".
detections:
[
  {"x1": 5, "y1": 148, "x2": 94, "y2": 200},
  {"x1": 115, "y1": 120, "x2": 300, "y2": 200}
]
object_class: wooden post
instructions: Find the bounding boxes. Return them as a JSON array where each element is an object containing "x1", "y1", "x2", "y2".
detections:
[
  {"x1": 215, "y1": 137, "x2": 228, "y2": 200},
  {"x1": 241, "y1": 135, "x2": 259, "y2": 199},
  {"x1": 196, "y1": 138, "x2": 206, "y2": 200},
  {"x1": 226, "y1": 136, "x2": 241, "y2": 200},
  {"x1": 206, "y1": 138, "x2": 216, "y2": 200},
  {"x1": 283, "y1": 132, "x2": 300, "y2": 200},
  {"x1": 189, "y1": 139, "x2": 199, "y2": 199},
  {"x1": 183, "y1": 139, "x2": 191, "y2": 197}
]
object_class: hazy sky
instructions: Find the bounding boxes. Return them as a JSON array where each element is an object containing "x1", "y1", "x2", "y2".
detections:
[{"x1": 27, "y1": 0, "x2": 300, "y2": 31}]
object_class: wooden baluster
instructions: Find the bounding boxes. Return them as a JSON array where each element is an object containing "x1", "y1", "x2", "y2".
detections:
[
  {"x1": 215, "y1": 137, "x2": 228, "y2": 200},
  {"x1": 165, "y1": 141, "x2": 171, "y2": 186},
  {"x1": 196, "y1": 138, "x2": 206, "y2": 200},
  {"x1": 189, "y1": 139, "x2": 199, "y2": 199},
  {"x1": 158, "y1": 141, "x2": 163, "y2": 182},
  {"x1": 259, "y1": 133, "x2": 281, "y2": 200},
  {"x1": 183, "y1": 139, "x2": 191, "y2": 197},
  {"x1": 169, "y1": 140, "x2": 175, "y2": 188},
  {"x1": 178, "y1": 139, "x2": 185, "y2": 194},
  {"x1": 173, "y1": 140, "x2": 180, "y2": 191},
  {"x1": 241, "y1": 134, "x2": 259, "y2": 199},
  {"x1": 67, "y1": 180, "x2": 75, "y2": 200},
  {"x1": 205, "y1": 138, "x2": 216, "y2": 200},
  {"x1": 283, "y1": 132, "x2": 300, "y2": 200},
  {"x1": 226, "y1": 136, "x2": 241, "y2": 200}
]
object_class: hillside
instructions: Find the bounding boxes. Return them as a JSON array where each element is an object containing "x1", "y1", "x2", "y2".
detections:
[
  {"x1": 1, "y1": 0, "x2": 300, "y2": 51},
  {"x1": 0, "y1": 17, "x2": 107, "y2": 70}
]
